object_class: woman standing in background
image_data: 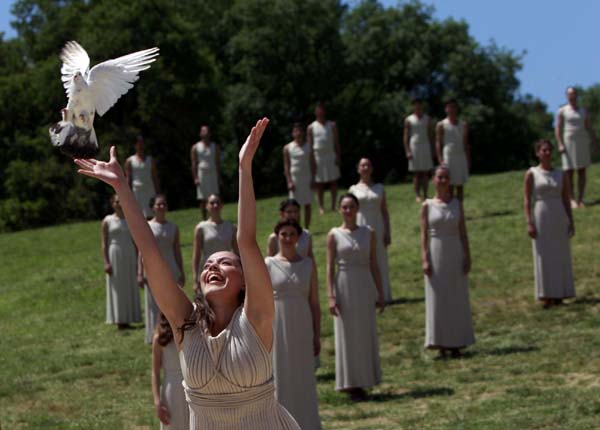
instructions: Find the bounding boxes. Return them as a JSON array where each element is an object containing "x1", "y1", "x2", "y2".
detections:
[
  {"x1": 125, "y1": 135, "x2": 160, "y2": 219},
  {"x1": 283, "y1": 123, "x2": 314, "y2": 228},
  {"x1": 191, "y1": 125, "x2": 222, "y2": 220},
  {"x1": 404, "y1": 97, "x2": 434, "y2": 202}
]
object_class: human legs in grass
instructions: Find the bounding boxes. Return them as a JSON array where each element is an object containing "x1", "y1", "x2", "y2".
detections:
[
  {"x1": 413, "y1": 171, "x2": 429, "y2": 202},
  {"x1": 316, "y1": 181, "x2": 337, "y2": 214},
  {"x1": 304, "y1": 204, "x2": 312, "y2": 229}
]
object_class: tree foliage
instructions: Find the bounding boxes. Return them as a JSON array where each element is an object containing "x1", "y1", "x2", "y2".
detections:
[{"x1": 0, "y1": 0, "x2": 553, "y2": 231}]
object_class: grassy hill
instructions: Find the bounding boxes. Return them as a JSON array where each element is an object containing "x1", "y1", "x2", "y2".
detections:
[{"x1": 2, "y1": 166, "x2": 600, "y2": 430}]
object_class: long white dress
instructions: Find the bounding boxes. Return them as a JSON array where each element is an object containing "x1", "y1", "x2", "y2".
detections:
[
  {"x1": 160, "y1": 341, "x2": 189, "y2": 430},
  {"x1": 180, "y1": 307, "x2": 301, "y2": 429},
  {"x1": 196, "y1": 220, "x2": 235, "y2": 270},
  {"x1": 406, "y1": 113, "x2": 433, "y2": 172},
  {"x1": 349, "y1": 182, "x2": 392, "y2": 302},
  {"x1": 269, "y1": 229, "x2": 311, "y2": 258},
  {"x1": 145, "y1": 220, "x2": 181, "y2": 344},
  {"x1": 558, "y1": 105, "x2": 591, "y2": 170},
  {"x1": 331, "y1": 226, "x2": 381, "y2": 390},
  {"x1": 130, "y1": 155, "x2": 156, "y2": 218},
  {"x1": 266, "y1": 257, "x2": 322, "y2": 430},
  {"x1": 104, "y1": 214, "x2": 142, "y2": 324},
  {"x1": 286, "y1": 141, "x2": 314, "y2": 205},
  {"x1": 194, "y1": 141, "x2": 219, "y2": 200},
  {"x1": 440, "y1": 118, "x2": 468, "y2": 186},
  {"x1": 424, "y1": 199, "x2": 475, "y2": 349},
  {"x1": 310, "y1": 120, "x2": 340, "y2": 183},
  {"x1": 529, "y1": 167, "x2": 575, "y2": 299}
]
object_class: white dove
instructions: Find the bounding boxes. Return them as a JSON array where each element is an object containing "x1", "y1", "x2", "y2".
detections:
[{"x1": 49, "y1": 41, "x2": 159, "y2": 158}]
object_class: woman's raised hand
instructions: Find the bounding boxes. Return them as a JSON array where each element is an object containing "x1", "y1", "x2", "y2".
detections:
[
  {"x1": 74, "y1": 146, "x2": 126, "y2": 189},
  {"x1": 239, "y1": 118, "x2": 269, "y2": 170}
]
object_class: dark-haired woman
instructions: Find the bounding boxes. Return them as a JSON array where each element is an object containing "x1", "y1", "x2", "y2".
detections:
[
  {"x1": 524, "y1": 140, "x2": 575, "y2": 307},
  {"x1": 140, "y1": 195, "x2": 185, "y2": 343},
  {"x1": 267, "y1": 199, "x2": 314, "y2": 259},
  {"x1": 75, "y1": 118, "x2": 300, "y2": 429},
  {"x1": 420, "y1": 166, "x2": 475, "y2": 358},
  {"x1": 101, "y1": 194, "x2": 142, "y2": 329},
  {"x1": 152, "y1": 313, "x2": 189, "y2": 430},
  {"x1": 349, "y1": 158, "x2": 392, "y2": 303},
  {"x1": 283, "y1": 123, "x2": 314, "y2": 228},
  {"x1": 327, "y1": 193, "x2": 384, "y2": 401},
  {"x1": 266, "y1": 219, "x2": 321, "y2": 429}
]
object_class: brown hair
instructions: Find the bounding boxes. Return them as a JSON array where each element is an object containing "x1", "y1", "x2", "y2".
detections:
[
  {"x1": 274, "y1": 219, "x2": 302, "y2": 236},
  {"x1": 155, "y1": 313, "x2": 174, "y2": 346},
  {"x1": 534, "y1": 139, "x2": 553, "y2": 152},
  {"x1": 338, "y1": 193, "x2": 360, "y2": 207}
]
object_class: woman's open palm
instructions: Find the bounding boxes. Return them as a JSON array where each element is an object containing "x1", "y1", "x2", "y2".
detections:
[
  {"x1": 239, "y1": 118, "x2": 269, "y2": 170},
  {"x1": 74, "y1": 146, "x2": 126, "y2": 188}
]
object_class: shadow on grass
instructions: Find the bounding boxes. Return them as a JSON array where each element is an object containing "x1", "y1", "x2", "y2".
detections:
[
  {"x1": 466, "y1": 210, "x2": 515, "y2": 221},
  {"x1": 386, "y1": 297, "x2": 424, "y2": 306},
  {"x1": 582, "y1": 198, "x2": 600, "y2": 207},
  {"x1": 484, "y1": 345, "x2": 539, "y2": 356},
  {"x1": 316, "y1": 371, "x2": 335, "y2": 383},
  {"x1": 573, "y1": 296, "x2": 600, "y2": 305},
  {"x1": 370, "y1": 387, "x2": 454, "y2": 402}
]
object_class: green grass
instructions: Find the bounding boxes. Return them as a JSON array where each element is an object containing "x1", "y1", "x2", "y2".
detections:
[{"x1": 2, "y1": 165, "x2": 600, "y2": 430}]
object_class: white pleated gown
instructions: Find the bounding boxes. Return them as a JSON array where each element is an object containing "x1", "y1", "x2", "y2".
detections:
[
  {"x1": 310, "y1": 120, "x2": 340, "y2": 183},
  {"x1": 406, "y1": 113, "x2": 433, "y2": 172},
  {"x1": 130, "y1": 155, "x2": 156, "y2": 218},
  {"x1": 424, "y1": 199, "x2": 475, "y2": 349},
  {"x1": 194, "y1": 141, "x2": 220, "y2": 200},
  {"x1": 286, "y1": 141, "x2": 314, "y2": 205},
  {"x1": 331, "y1": 226, "x2": 381, "y2": 390},
  {"x1": 558, "y1": 105, "x2": 591, "y2": 170},
  {"x1": 266, "y1": 257, "x2": 322, "y2": 430},
  {"x1": 161, "y1": 341, "x2": 189, "y2": 430},
  {"x1": 349, "y1": 182, "x2": 392, "y2": 302},
  {"x1": 196, "y1": 220, "x2": 235, "y2": 270},
  {"x1": 440, "y1": 119, "x2": 468, "y2": 186},
  {"x1": 104, "y1": 214, "x2": 142, "y2": 324},
  {"x1": 529, "y1": 167, "x2": 575, "y2": 299},
  {"x1": 145, "y1": 220, "x2": 181, "y2": 343}
]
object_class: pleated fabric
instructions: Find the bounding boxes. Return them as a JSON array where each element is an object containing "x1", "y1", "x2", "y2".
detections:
[{"x1": 161, "y1": 342, "x2": 189, "y2": 430}]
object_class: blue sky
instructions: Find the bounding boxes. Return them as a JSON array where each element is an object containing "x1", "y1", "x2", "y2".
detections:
[{"x1": 1, "y1": 0, "x2": 598, "y2": 111}]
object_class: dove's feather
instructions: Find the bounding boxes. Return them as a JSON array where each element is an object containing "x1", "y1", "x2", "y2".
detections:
[
  {"x1": 60, "y1": 41, "x2": 90, "y2": 93},
  {"x1": 87, "y1": 47, "x2": 159, "y2": 116}
]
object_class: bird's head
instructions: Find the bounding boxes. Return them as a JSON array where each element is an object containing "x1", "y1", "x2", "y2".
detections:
[{"x1": 72, "y1": 72, "x2": 86, "y2": 89}]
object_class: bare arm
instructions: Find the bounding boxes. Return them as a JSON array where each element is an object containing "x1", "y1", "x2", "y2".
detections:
[
  {"x1": 369, "y1": 230, "x2": 385, "y2": 312},
  {"x1": 403, "y1": 118, "x2": 412, "y2": 159},
  {"x1": 436, "y1": 122, "x2": 444, "y2": 163},
  {"x1": 308, "y1": 262, "x2": 321, "y2": 357},
  {"x1": 420, "y1": 202, "x2": 432, "y2": 276},
  {"x1": 332, "y1": 121, "x2": 341, "y2": 166},
  {"x1": 151, "y1": 158, "x2": 160, "y2": 194},
  {"x1": 458, "y1": 201, "x2": 471, "y2": 275},
  {"x1": 238, "y1": 118, "x2": 274, "y2": 350},
  {"x1": 463, "y1": 122, "x2": 471, "y2": 170},
  {"x1": 75, "y1": 148, "x2": 193, "y2": 339},
  {"x1": 307, "y1": 125, "x2": 317, "y2": 183},
  {"x1": 173, "y1": 226, "x2": 185, "y2": 286},
  {"x1": 428, "y1": 117, "x2": 436, "y2": 162},
  {"x1": 266, "y1": 233, "x2": 278, "y2": 257},
  {"x1": 562, "y1": 173, "x2": 575, "y2": 237},
  {"x1": 192, "y1": 225, "x2": 203, "y2": 286},
  {"x1": 137, "y1": 250, "x2": 144, "y2": 289},
  {"x1": 555, "y1": 110, "x2": 565, "y2": 151},
  {"x1": 381, "y1": 188, "x2": 391, "y2": 246},
  {"x1": 124, "y1": 158, "x2": 133, "y2": 189},
  {"x1": 326, "y1": 231, "x2": 339, "y2": 316},
  {"x1": 191, "y1": 144, "x2": 198, "y2": 184},
  {"x1": 523, "y1": 170, "x2": 536, "y2": 239},
  {"x1": 283, "y1": 145, "x2": 293, "y2": 190},
  {"x1": 151, "y1": 336, "x2": 170, "y2": 425},
  {"x1": 215, "y1": 144, "x2": 223, "y2": 187},
  {"x1": 101, "y1": 219, "x2": 112, "y2": 275},
  {"x1": 231, "y1": 225, "x2": 239, "y2": 255}
]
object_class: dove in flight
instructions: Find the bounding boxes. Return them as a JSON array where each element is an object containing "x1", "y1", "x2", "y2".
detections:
[{"x1": 49, "y1": 41, "x2": 159, "y2": 158}]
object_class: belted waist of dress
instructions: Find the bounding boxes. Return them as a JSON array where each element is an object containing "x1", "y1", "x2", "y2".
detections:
[
  {"x1": 337, "y1": 262, "x2": 369, "y2": 270},
  {"x1": 273, "y1": 291, "x2": 306, "y2": 300},
  {"x1": 533, "y1": 196, "x2": 562, "y2": 202},
  {"x1": 184, "y1": 380, "x2": 275, "y2": 408},
  {"x1": 444, "y1": 146, "x2": 464, "y2": 155},
  {"x1": 428, "y1": 231, "x2": 459, "y2": 238}
]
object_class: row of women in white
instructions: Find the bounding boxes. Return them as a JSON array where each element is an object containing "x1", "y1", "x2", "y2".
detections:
[{"x1": 98, "y1": 88, "x2": 591, "y2": 428}]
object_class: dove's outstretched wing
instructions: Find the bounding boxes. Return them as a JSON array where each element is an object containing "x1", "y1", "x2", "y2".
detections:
[
  {"x1": 60, "y1": 41, "x2": 90, "y2": 96},
  {"x1": 87, "y1": 47, "x2": 159, "y2": 116}
]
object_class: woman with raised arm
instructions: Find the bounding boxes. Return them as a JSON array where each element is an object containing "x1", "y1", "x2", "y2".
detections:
[
  {"x1": 152, "y1": 313, "x2": 189, "y2": 430},
  {"x1": 101, "y1": 194, "x2": 142, "y2": 330},
  {"x1": 192, "y1": 194, "x2": 238, "y2": 288},
  {"x1": 266, "y1": 219, "x2": 322, "y2": 429},
  {"x1": 140, "y1": 194, "x2": 185, "y2": 344},
  {"x1": 75, "y1": 118, "x2": 300, "y2": 430},
  {"x1": 349, "y1": 158, "x2": 392, "y2": 303},
  {"x1": 327, "y1": 193, "x2": 385, "y2": 402},
  {"x1": 523, "y1": 140, "x2": 575, "y2": 308},
  {"x1": 420, "y1": 165, "x2": 475, "y2": 359}
]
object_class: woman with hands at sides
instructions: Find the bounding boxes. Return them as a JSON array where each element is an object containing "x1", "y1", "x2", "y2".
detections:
[
  {"x1": 266, "y1": 199, "x2": 314, "y2": 259},
  {"x1": 192, "y1": 194, "x2": 238, "y2": 289},
  {"x1": 75, "y1": 118, "x2": 301, "y2": 429},
  {"x1": 326, "y1": 193, "x2": 385, "y2": 402},
  {"x1": 266, "y1": 219, "x2": 322, "y2": 430},
  {"x1": 101, "y1": 194, "x2": 142, "y2": 330},
  {"x1": 139, "y1": 194, "x2": 185, "y2": 344},
  {"x1": 524, "y1": 140, "x2": 575, "y2": 308},
  {"x1": 152, "y1": 313, "x2": 189, "y2": 430},
  {"x1": 420, "y1": 165, "x2": 475, "y2": 359}
]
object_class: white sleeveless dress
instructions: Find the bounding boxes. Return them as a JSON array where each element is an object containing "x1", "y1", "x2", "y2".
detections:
[
  {"x1": 194, "y1": 142, "x2": 219, "y2": 200},
  {"x1": 424, "y1": 199, "x2": 475, "y2": 348},
  {"x1": 104, "y1": 214, "x2": 142, "y2": 324},
  {"x1": 179, "y1": 307, "x2": 301, "y2": 429},
  {"x1": 440, "y1": 118, "x2": 468, "y2": 185},
  {"x1": 331, "y1": 226, "x2": 382, "y2": 390},
  {"x1": 160, "y1": 341, "x2": 189, "y2": 430},
  {"x1": 196, "y1": 220, "x2": 235, "y2": 269},
  {"x1": 269, "y1": 229, "x2": 311, "y2": 258},
  {"x1": 130, "y1": 155, "x2": 156, "y2": 218},
  {"x1": 266, "y1": 257, "x2": 322, "y2": 430},
  {"x1": 310, "y1": 120, "x2": 340, "y2": 183},
  {"x1": 406, "y1": 113, "x2": 433, "y2": 172},
  {"x1": 348, "y1": 182, "x2": 392, "y2": 302},
  {"x1": 145, "y1": 220, "x2": 181, "y2": 343},
  {"x1": 529, "y1": 167, "x2": 575, "y2": 299},
  {"x1": 558, "y1": 105, "x2": 591, "y2": 170},
  {"x1": 286, "y1": 141, "x2": 314, "y2": 205}
]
